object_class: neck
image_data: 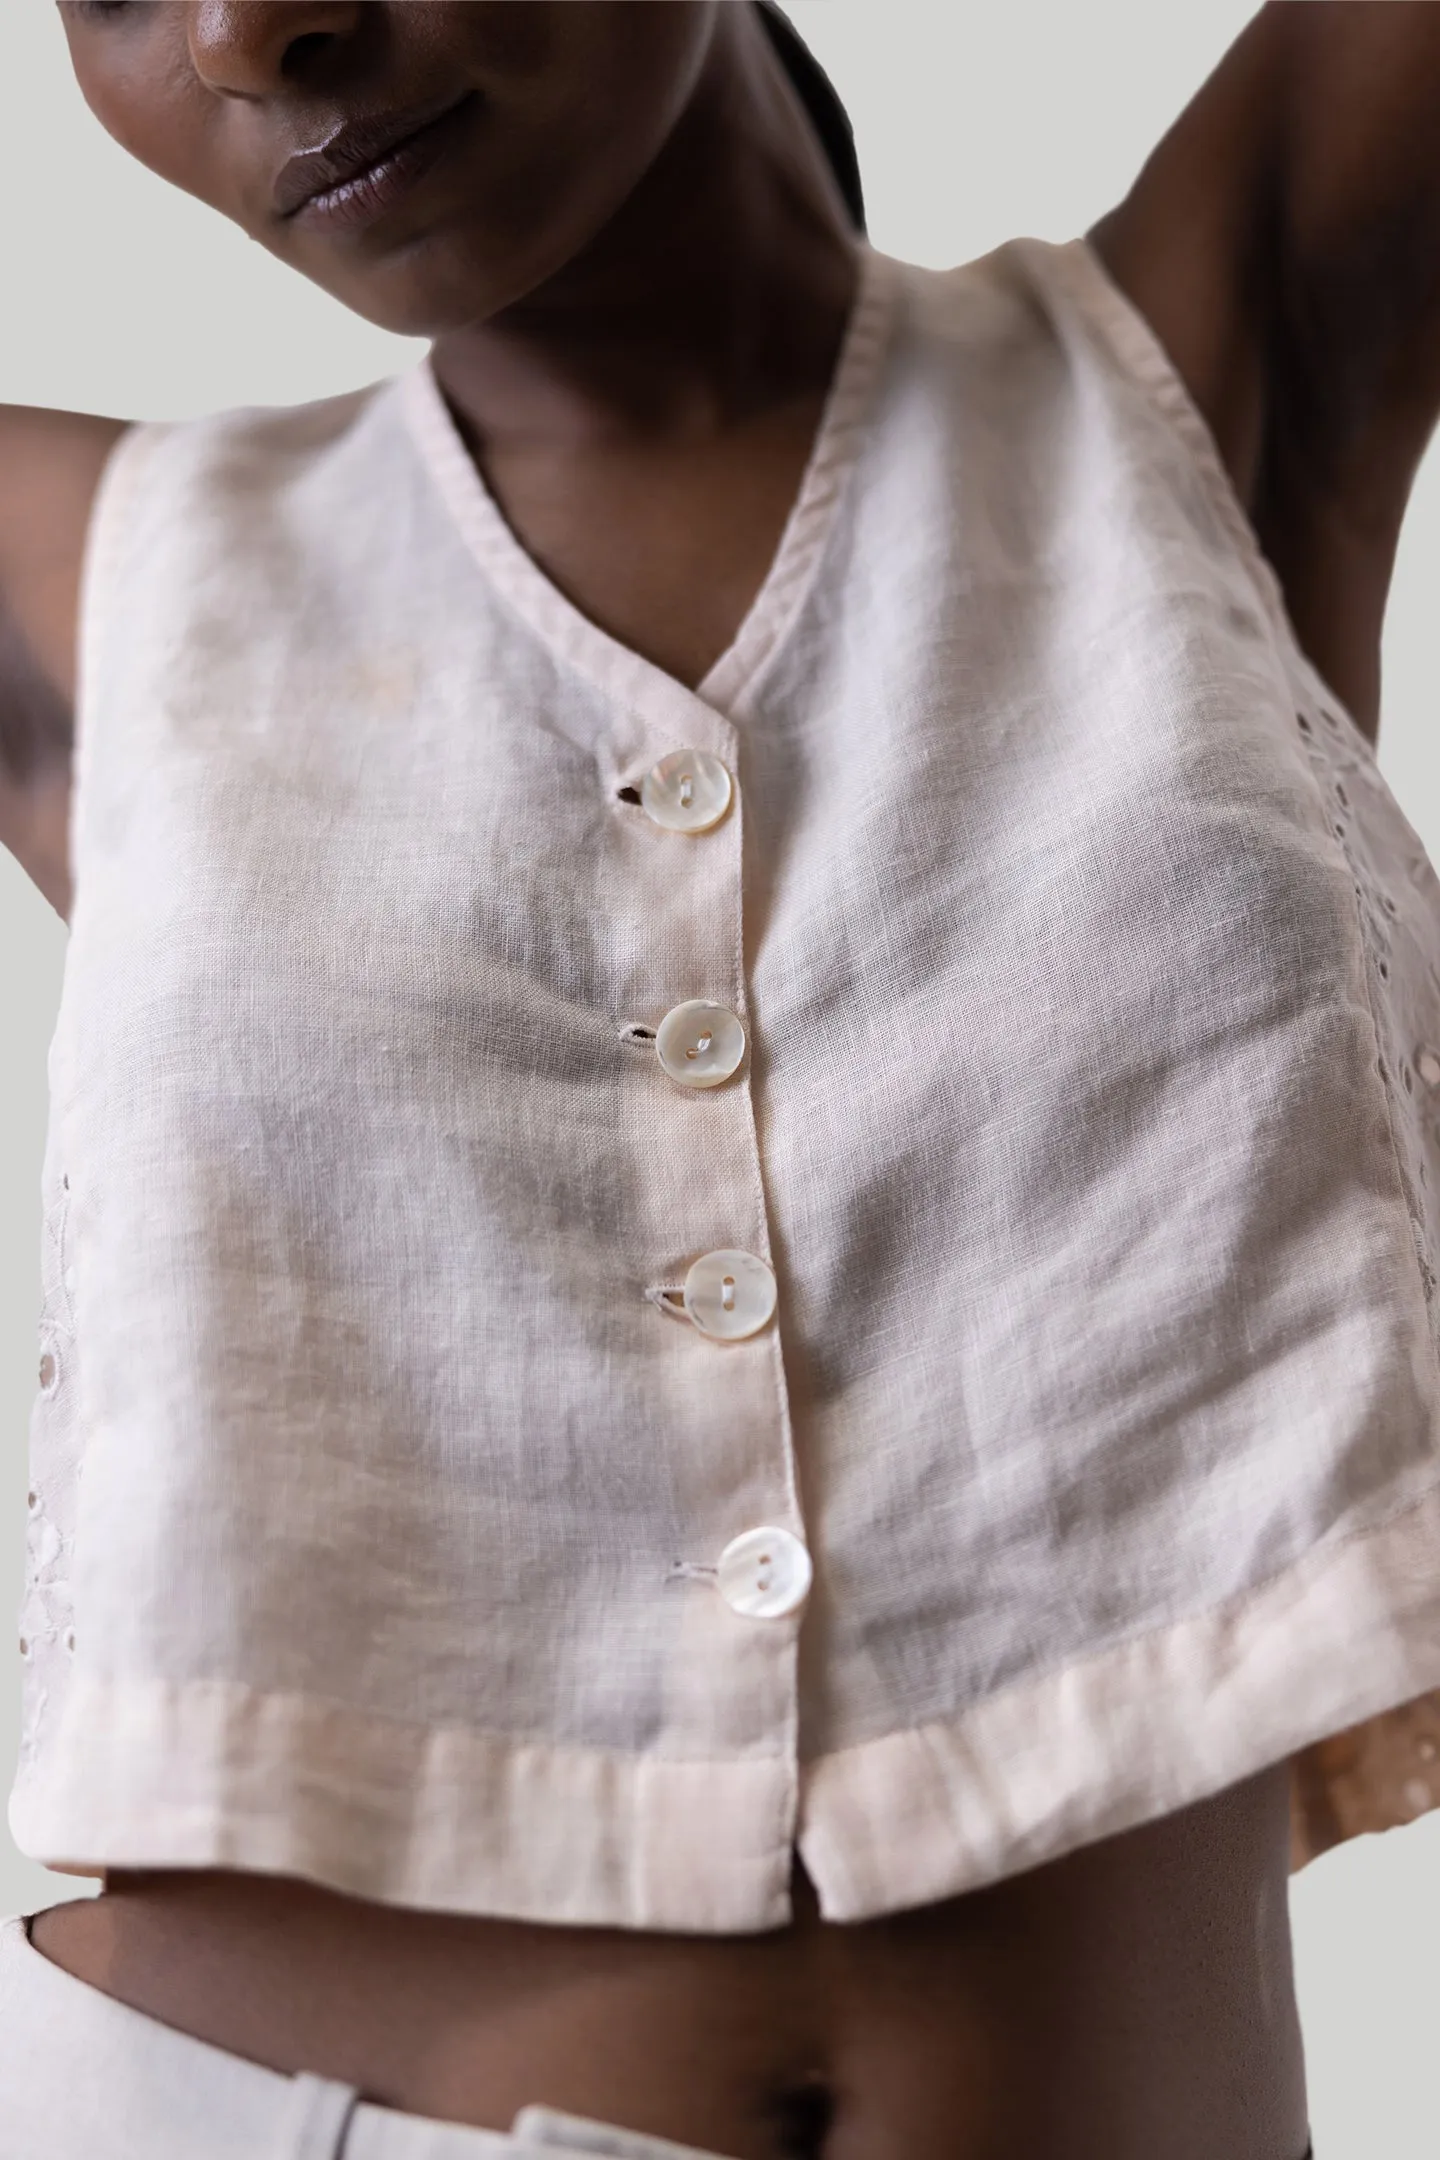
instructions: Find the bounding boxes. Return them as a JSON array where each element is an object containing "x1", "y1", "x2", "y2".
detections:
[{"x1": 427, "y1": 7, "x2": 859, "y2": 456}]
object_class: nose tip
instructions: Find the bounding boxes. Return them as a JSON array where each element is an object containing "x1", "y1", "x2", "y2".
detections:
[{"x1": 187, "y1": 1, "x2": 364, "y2": 99}]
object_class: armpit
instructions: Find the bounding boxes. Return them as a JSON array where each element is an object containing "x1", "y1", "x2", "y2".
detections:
[
  {"x1": 0, "y1": 585, "x2": 73, "y2": 913},
  {"x1": 0, "y1": 581, "x2": 72, "y2": 789}
]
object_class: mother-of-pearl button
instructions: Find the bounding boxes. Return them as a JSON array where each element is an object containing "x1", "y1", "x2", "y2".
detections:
[
  {"x1": 656, "y1": 1000, "x2": 746, "y2": 1089},
  {"x1": 717, "y1": 1526, "x2": 812, "y2": 1618},
  {"x1": 641, "y1": 748, "x2": 733, "y2": 834},
  {"x1": 683, "y1": 1248, "x2": 777, "y2": 1340}
]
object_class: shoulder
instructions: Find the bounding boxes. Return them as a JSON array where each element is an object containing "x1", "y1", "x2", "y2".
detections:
[
  {"x1": 3, "y1": 376, "x2": 397, "y2": 699},
  {"x1": 0, "y1": 374, "x2": 409, "y2": 916},
  {"x1": 114, "y1": 379, "x2": 400, "y2": 505}
]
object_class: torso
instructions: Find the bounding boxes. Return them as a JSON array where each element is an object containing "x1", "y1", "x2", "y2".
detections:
[
  {"x1": 30, "y1": 1763, "x2": 1307, "y2": 2160},
  {"x1": 0, "y1": 218, "x2": 1380, "y2": 2160}
]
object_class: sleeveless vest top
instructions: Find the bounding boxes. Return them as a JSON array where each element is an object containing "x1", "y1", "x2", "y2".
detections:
[{"x1": 13, "y1": 236, "x2": 1440, "y2": 1931}]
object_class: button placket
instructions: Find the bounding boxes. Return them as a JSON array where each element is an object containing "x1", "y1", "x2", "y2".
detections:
[
  {"x1": 620, "y1": 699, "x2": 809, "y2": 1631},
  {"x1": 633, "y1": 735, "x2": 773, "y2": 1348}
]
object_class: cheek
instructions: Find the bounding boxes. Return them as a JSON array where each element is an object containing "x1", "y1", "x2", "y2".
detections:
[{"x1": 68, "y1": 34, "x2": 241, "y2": 229}]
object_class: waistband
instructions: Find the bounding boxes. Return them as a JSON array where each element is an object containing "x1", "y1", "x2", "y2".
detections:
[{"x1": 0, "y1": 1911, "x2": 732, "y2": 2160}]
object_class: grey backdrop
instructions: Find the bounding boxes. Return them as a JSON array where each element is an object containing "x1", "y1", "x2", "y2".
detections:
[{"x1": 2, "y1": 5, "x2": 1437, "y2": 2151}]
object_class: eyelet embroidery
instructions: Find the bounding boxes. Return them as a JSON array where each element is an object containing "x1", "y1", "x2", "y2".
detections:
[
  {"x1": 1291, "y1": 694, "x2": 1440, "y2": 1349},
  {"x1": 20, "y1": 1165, "x2": 80, "y2": 1758}
]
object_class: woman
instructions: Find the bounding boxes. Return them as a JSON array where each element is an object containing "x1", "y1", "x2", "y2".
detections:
[{"x1": 3, "y1": 4, "x2": 1440, "y2": 2156}]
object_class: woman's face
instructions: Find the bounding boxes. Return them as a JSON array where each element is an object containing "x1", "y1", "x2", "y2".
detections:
[{"x1": 59, "y1": 1, "x2": 721, "y2": 337}]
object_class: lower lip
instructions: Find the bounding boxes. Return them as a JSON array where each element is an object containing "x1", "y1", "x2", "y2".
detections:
[{"x1": 293, "y1": 93, "x2": 479, "y2": 234}]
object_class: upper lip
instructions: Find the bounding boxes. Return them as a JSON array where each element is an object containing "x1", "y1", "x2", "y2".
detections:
[{"x1": 273, "y1": 88, "x2": 470, "y2": 218}]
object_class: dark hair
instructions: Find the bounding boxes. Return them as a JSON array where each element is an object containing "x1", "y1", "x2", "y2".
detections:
[{"x1": 753, "y1": 2, "x2": 865, "y2": 234}]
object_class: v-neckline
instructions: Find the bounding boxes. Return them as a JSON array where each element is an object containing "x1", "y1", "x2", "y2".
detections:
[{"x1": 399, "y1": 240, "x2": 898, "y2": 731}]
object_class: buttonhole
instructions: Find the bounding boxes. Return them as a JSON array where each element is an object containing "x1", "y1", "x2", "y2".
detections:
[
  {"x1": 616, "y1": 786, "x2": 642, "y2": 805},
  {"x1": 645, "y1": 1285, "x2": 689, "y2": 1320},
  {"x1": 1296, "y1": 712, "x2": 1312, "y2": 734},
  {"x1": 619, "y1": 1023, "x2": 657, "y2": 1047},
  {"x1": 61, "y1": 1174, "x2": 69, "y2": 1192},
  {"x1": 1335, "y1": 782, "x2": 1349, "y2": 808},
  {"x1": 1377, "y1": 958, "x2": 1390, "y2": 980}
]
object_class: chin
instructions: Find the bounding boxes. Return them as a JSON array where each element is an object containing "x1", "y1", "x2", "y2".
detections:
[
  {"x1": 286, "y1": 227, "x2": 530, "y2": 340},
  {"x1": 289, "y1": 170, "x2": 643, "y2": 343}
]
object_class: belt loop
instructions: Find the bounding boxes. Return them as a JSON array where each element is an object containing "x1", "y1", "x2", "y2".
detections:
[{"x1": 280, "y1": 2073, "x2": 362, "y2": 2159}]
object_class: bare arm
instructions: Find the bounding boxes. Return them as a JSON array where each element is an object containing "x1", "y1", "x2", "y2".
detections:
[
  {"x1": 1094, "y1": 0, "x2": 1440, "y2": 745},
  {"x1": 0, "y1": 404, "x2": 129, "y2": 919}
]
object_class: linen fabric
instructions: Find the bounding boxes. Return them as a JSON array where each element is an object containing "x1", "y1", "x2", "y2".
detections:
[
  {"x1": 0, "y1": 1913, "x2": 734, "y2": 2160},
  {"x1": 11, "y1": 235, "x2": 1440, "y2": 1931}
]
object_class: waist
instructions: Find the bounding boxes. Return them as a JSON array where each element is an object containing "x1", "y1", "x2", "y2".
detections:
[{"x1": 26, "y1": 1764, "x2": 1310, "y2": 2160}]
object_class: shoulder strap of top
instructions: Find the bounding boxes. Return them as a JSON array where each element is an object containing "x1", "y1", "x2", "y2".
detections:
[
  {"x1": 70, "y1": 418, "x2": 171, "y2": 863},
  {"x1": 1000, "y1": 235, "x2": 1358, "y2": 738},
  {"x1": 1012, "y1": 239, "x2": 1289, "y2": 621}
]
